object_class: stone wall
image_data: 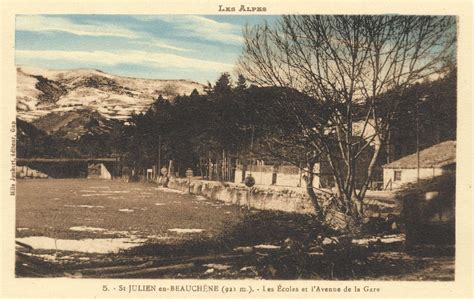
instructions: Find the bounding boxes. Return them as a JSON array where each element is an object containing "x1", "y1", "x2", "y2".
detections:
[
  {"x1": 167, "y1": 178, "x2": 401, "y2": 233},
  {"x1": 169, "y1": 178, "x2": 319, "y2": 214},
  {"x1": 16, "y1": 165, "x2": 48, "y2": 179}
]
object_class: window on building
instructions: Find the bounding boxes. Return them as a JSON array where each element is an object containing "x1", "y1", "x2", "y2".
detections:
[{"x1": 394, "y1": 170, "x2": 402, "y2": 181}]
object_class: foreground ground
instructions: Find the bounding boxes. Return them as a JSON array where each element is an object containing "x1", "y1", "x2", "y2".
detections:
[{"x1": 16, "y1": 179, "x2": 454, "y2": 280}]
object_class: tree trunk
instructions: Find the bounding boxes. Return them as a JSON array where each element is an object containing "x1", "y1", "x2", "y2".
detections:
[
  {"x1": 306, "y1": 160, "x2": 323, "y2": 219},
  {"x1": 353, "y1": 197, "x2": 364, "y2": 218},
  {"x1": 357, "y1": 142, "x2": 383, "y2": 202}
]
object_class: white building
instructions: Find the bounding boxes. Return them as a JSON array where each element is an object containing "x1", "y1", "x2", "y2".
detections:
[
  {"x1": 234, "y1": 161, "x2": 320, "y2": 188},
  {"x1": 382, "y1": 140, "x2": 456, "y2": 190},
  {"x1": 87, "y1": 163, "x2": 112, "y2": 179}
]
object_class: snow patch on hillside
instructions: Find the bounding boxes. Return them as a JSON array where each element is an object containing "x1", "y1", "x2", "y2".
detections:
[{"x1": 16, "y1": 66, "x2": 205, "y2": 122}]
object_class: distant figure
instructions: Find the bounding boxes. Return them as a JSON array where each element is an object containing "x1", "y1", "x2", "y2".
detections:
[{"x1": 162, "y1": 175, "x2": 170, "y2": 187}]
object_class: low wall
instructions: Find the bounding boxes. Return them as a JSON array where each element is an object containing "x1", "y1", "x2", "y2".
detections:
[
  {"x1": 167, "y1": 178, "x2": 401, "y2": 233},
  {"x1": 16, "y1": 165, "x2": 49, "y2": 179},
  {"x1": 168, "y1": 178, "x2": 321, "y2": 214}
]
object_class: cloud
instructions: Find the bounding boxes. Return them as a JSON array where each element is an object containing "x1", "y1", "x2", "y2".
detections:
[
  {"x1": 136, "y1": 15, "x2": 243, "y2": 44},
  {"x1": 130, "y1": 15, "x2": 163, "y2": 22},
  {"x1": 155, "y1": 42, "x2": 189, "y2": 52},
  {"x1": 16, "y1": 15, "x2": 141, "y2": 39},
  {"x1": 127, "y1": 39, "x2": 191, "y2": 52},
  {"x1": 17, "y1": 15, "x2": 193, "y2": 52},
  {"x1": 16, "y1": 49, "x2": 234, "y2": 73}
]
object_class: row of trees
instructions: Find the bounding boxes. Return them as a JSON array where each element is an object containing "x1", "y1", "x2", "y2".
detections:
[
  {"x1": 117, "y1": 73, "x2": 319, "y2": 177},
  {"x1": 118, "y1": 64, "x2": 455, "y2": 191}
]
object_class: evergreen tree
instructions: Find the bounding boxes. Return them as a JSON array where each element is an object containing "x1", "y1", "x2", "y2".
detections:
[
  {"x1": 236, "y1": 74, "x2": 247, "y2": 91},
  {"x1": 213, "y1": 73, "x2": 232, "y2": 94},
  {"x1": 203, "y1": 82, "x2": 213, "y2": 95},
  {"x1": 190, "y1": 88, "x2": 200, "y2": 97}
]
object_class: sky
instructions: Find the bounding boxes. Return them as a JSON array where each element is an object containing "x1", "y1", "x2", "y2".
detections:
[{"x1": 15, "y1": 15, "x2": 279, "y2": 84}]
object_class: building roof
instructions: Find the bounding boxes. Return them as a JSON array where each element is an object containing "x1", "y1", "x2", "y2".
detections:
[{"x1": 383, "y1": 140, "x2": 456, "y2": 169}]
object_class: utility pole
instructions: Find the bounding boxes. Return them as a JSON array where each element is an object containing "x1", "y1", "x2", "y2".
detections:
[
  {"x1": 416, "y1": 95, "x2": 426, "y2": 185},
  {"x1": 157, "y1": 135, "x2": 161, "y2": 178},
  {"x1": 416, "y1": 96, "x2": 420, "y2": 185}
]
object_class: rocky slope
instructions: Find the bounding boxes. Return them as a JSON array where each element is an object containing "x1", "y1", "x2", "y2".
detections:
[{"x1": 31, "y1": 108, "x2": 118, "y2": 140}]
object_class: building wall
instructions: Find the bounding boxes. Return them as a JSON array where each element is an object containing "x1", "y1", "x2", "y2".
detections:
[
  {"x1": 277, "y1": 173, "x2": 302, "y2": 187},
  {"x1": 383, "y1": 167, "x2": 444, "y2": 190},
  {"x1": 234, "y1": 168, "x2": 320, "y2": 187},
  {"x1": 100, "y1": 163, "x2": 112, "y2": 179},
  {"x1": 88, "y1": 163, "x2": 112, "y2": 179},
  {"x1": 251, "y1": 170, "x2": 274, "y2": 185},
  {"x1": 235, "y1": 169, "x2": 273, "y2": 185}
]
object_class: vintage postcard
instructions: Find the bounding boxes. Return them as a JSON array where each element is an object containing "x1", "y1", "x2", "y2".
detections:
[{"x1": 1, "y1": 0, "x2": 472, "y2": 298}]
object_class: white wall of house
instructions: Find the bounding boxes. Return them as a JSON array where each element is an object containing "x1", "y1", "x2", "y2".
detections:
[
  {"x1": 383, "y1": 167, "x2": 444, "y2": 190},
  {"x1": 234, "y1": 169, "x2": 320, "y2": 188},
  {"x1": 253, "y1": 171, "x2": 274, "y2": 185},
  {"x1": 234, "y1": 169, "x2": 273, "y2": 185},
  {"x1": 88, "y1": 163, "x2": 112, "y2": 179},
  {"x1": 277, "y1": 173, "x2": 302, "y2": 187},
  {"x1": 100, "y1": 163, "x2": 112, "y2": 179}
]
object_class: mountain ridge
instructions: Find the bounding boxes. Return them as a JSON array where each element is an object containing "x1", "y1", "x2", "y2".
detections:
[{"x1": 17, "y1": 66, "x2": 205, "y2": 122}]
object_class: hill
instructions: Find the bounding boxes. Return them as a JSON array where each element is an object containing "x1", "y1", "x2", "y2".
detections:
[
  {"x1": 32, "y1": 108, "x2": 120, "y2": 141},
  {"x1": 17, "y1": 66, "x2": 205, "y2": 122},
  {"x1": 16, "y1": 118, "x2": 82, "y2": 158}
]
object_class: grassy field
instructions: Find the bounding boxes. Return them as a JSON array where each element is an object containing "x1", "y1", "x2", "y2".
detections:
[{"x1": 16, "y1": 179, "x2": 247, "y2": 240}]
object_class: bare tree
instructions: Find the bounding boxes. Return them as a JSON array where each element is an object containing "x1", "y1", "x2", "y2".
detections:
[{"x1": 238, "y1": 15, "x2": 456, "y2": 218}]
